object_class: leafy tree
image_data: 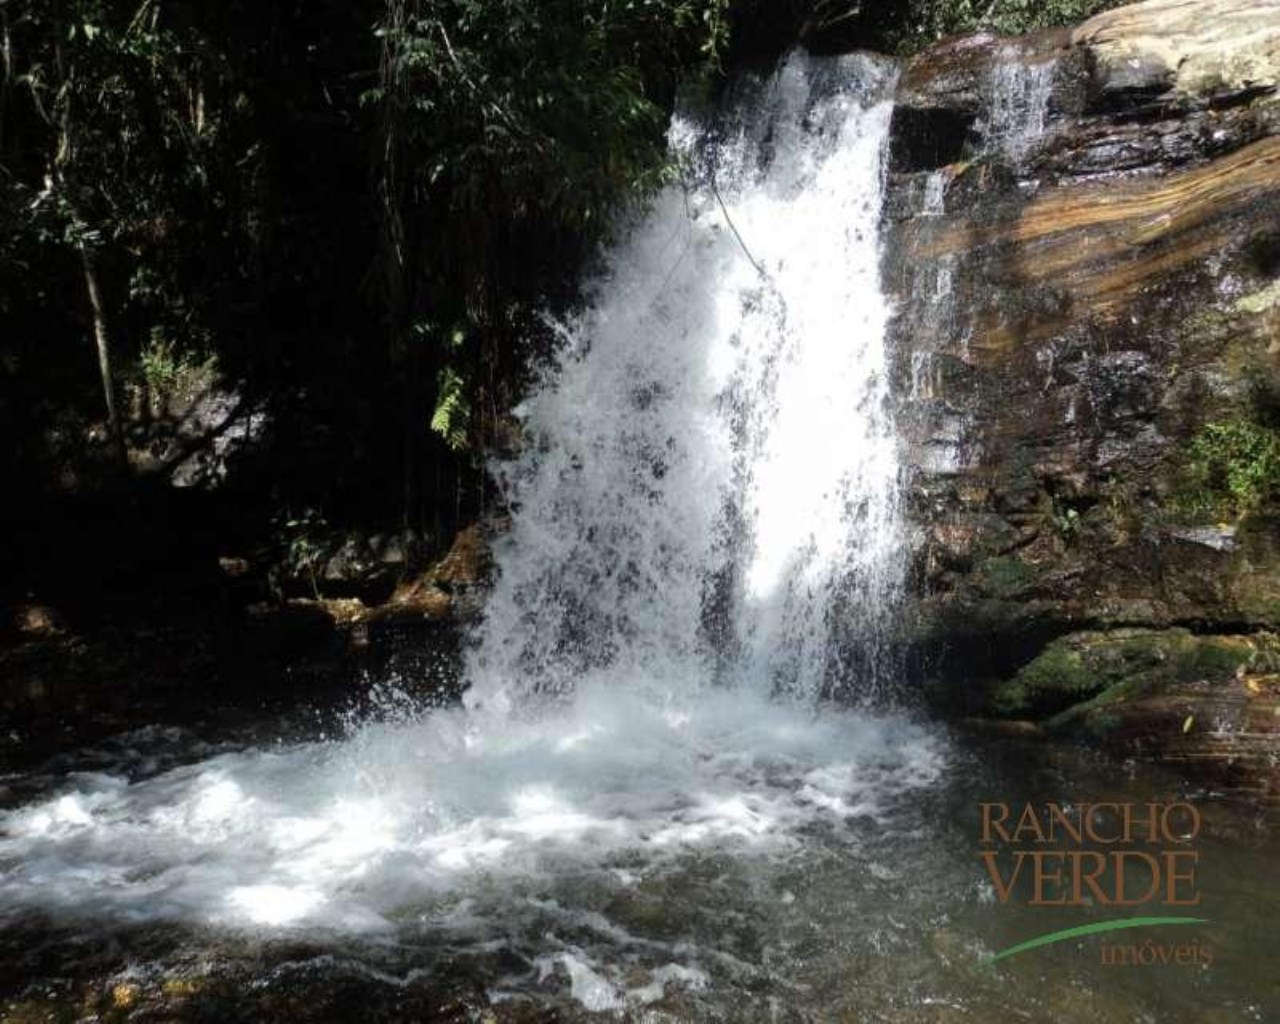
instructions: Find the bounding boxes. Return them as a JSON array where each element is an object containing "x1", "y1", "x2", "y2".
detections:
[
  {"x1": 369, "y1": 0, "x2": 729, "y2": 532},
  {"x1": 0, "y1": 0, "x2": 1131, "y2": 583},
  {"x1": 727, "y1": 0, "x2": 1125, "y2": 59},
  {"x1": 9, "y1": 3, "x2": 187, "y2": 467}
]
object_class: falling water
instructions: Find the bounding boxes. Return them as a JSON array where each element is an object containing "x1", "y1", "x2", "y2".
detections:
[
  {"x1": 894, "y1": 53, "x2": 1059, "y2": 502},
  {"x1": 470, "y1": 52, "x2": 904, "y2": 710},
  {"x1": 0, "y1": 52, "x2": 944, "y2": 1011},
  {"x1": 922, "y1": 170, "x2": 947, "y2": 216},
  {"x1": 981, "y1": 52, "x2": 1057, "y2": 160}
]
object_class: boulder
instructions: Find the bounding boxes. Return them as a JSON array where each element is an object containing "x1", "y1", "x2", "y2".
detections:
[
  {"x1": 889, "y1": 0, "x2": 1280, "y2": 644},
  {"x1": 1073, "y1": 0, "x2": 1280, "y2": 99},
  {"x1": 983, "y1": 628, "x2": 1280, "y2": 800}
]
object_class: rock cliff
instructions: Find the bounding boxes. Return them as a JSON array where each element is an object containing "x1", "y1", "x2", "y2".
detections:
[{"x1": 885, "y1": 0, "x2": 1280, "y2": 797}]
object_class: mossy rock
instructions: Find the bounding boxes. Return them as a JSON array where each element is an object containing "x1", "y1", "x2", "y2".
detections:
[
  {"x1": 988, "y1": 644, "x2": 1095, "y2": 716},
  {"x1": 973, "y1": 554, "x2": 1039, "y2": 599},
  {"x1": 988, "y1": 628, "x2": 1265, "y2": 720}
]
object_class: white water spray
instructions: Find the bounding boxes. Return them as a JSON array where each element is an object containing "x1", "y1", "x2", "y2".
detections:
[
  {"x1": 982, "y1": 52, "x2": 1057, "y2": 160},
  {"x1": 470, "y1": 52, "x2": 904, "y2": 709}
]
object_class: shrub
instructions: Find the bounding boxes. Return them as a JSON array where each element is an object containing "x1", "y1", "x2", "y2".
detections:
[
  {"x1": 134, "y1": 331, "x2": 219, "y2": 419},
  {"x1": 1182, "y1": 418, "x2": 1280, "y2": 516},
  {"x1": 868, "y1": 0, "x2": 1129, "y2": 53}
]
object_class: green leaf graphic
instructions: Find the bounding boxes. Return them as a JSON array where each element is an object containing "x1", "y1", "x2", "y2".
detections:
[{"x1": 985, "y1": 916, "x2": 1208, "y2": 964}]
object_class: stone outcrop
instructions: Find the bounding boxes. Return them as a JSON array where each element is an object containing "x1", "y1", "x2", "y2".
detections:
[
  {"x1": 884, "y1": 0, "x2": 1280, "y2": 796},
  {"x1": 991, "y1": 628, "x2": 1280, "y2": 801},
  {"x1": 1073, "y1": 0, "x2": 1280, "y2": 98}
]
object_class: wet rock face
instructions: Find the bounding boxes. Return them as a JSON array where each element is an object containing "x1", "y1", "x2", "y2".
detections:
[{"x1": 882, "y1": 0, "x2": 1280, "y2": 793}]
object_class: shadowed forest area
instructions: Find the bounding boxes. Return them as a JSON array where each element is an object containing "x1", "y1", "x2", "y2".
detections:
[{"x1": 0, "y1": 0, "x2": 1119, "y2": 759}]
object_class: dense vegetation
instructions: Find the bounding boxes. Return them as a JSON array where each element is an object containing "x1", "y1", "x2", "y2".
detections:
[
  {"x1": 727, "y1": 0, "x2": 1121, "y2": 59},
  {"x1": 1, "y1": 0, "x2": 1123, "y2": 603}
]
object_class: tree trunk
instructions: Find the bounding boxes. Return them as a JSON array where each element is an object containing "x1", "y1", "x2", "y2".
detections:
[
  {"x1": 0, "y1": 7, "x2": 12, "y2": 157},
  {"x1": 81, "y1": 248, "x2": 129, "y2": 473}
]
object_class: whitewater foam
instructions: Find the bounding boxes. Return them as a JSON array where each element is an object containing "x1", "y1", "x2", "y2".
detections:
[{"x1": 0, "y1": 690, "x2": 943, "y2": 933}]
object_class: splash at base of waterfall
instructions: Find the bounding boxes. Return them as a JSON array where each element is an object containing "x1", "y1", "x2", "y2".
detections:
[
  {"x1": 4, "y1": 705, "x2": 1273, "y2": 1022},
  {"x1": 0, "y1": 688, "x2": 950, "y2": 1011},
  {"x1": 0, "y1": 689, "x2": 944, "y2": 934}
]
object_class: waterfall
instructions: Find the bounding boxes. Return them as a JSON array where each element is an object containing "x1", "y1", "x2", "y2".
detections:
[
  {"x1": 0, "y1": 52, "x2": 943, "y2": 966},
  {"x1": 469, "y1": 52, "x2": 903, "y2": 712},
  {"x1": 981, "y1": 53, "x2": 1057, "y2": 160}
]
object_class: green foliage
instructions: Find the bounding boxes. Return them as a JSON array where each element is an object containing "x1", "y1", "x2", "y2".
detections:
[
  {"x1": 431, "y1": 366, "x2": 471, "y2": 452},
  {"x1": 3, "y1": 0, "x2": 732, "y2": 538},
  {"x1": 1180, "y1": 418, "x2": 1280, "y2": 517},
  {"x1": 16, "y1": 1, "x2": 243, "y2": 258},
  {"x1": 957, "y1": 0, "x2": 1118, "y2": 36},
  {"x1": 135, "y1": 331, "x2": 218, "y2": 415},
  {"x1": 371, "y1": 0, "x2": 730, "y2": 472},
  {"x1": 877, "y1": 0, "x2": 1124, "y2": 52},
  {"x1": 374, "y1": 0, "x2": 729, "y2": 221},
  {"x1": 274, "y1": 509, "x2": 330, "y2": 600},
  {"x1": 4, "y1": 0, "x2": 270, "y2": 449},
  {"x1": 1051, "y1": 503, "x2": 1082, "y2": 542}
]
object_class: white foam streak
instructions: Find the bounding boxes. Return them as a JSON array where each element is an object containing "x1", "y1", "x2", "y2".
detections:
[{"x1": 983, "y1": 54, "x2": 1056, "y2": 160}]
